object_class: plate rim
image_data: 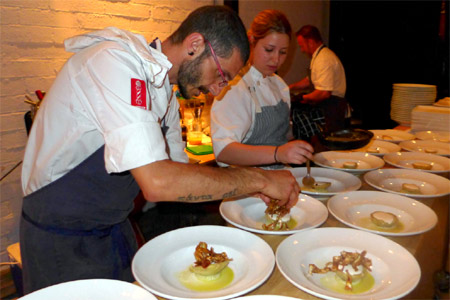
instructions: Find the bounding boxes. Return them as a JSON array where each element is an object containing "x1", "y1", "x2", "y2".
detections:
[
  {"x1": 364, "y1": 168, "x2": 450, "y2": 198},
  {"x1": 275, "y1": 227, "x2": 421, "y2": 300},
  {"x1": 289, "y1": 167, "x2": 362, "y2": 196},
  {"x1": 219, "y1": 194, "x2": 328, "y2": 235},
  {"x1": 132, "y1": 225, "x2": 275, "y2": 300},
  {"x1": 327, "y1": 190, "x2": 438, "y2": 236},
  {"x1": 383, "y1": 152, "x2": 450, "y2": 173},
  {"x1": 313, "y1": 151, "x2": 385, "y2": 173}
]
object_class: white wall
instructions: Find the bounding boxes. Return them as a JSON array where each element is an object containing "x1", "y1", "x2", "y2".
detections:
[
  {"x1": 0, "y1": 0, "x2": 329, "y2": 263},
  {"x1": 0, "y1": 0, "x2": 214, "y2": 263},
  {"x1": 239, "y1": 0, "x2": 330, "y2": 85}
]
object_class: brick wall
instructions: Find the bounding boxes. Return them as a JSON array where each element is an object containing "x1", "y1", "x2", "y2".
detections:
[{"x1": 0, "y1": 0, "x2": 215, "y2": 263}]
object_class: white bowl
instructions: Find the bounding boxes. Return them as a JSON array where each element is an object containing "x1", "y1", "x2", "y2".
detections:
[
  {"x1": 219, "y1": 194, "x2": 328, "y2": 235},
  {"x1": 313, "y1": 151, "x2": 385, "y2": 174},
  {"x1": 132, "y1": 225, "x2": 274, "y2": 300},
  {"x1": 349, "y1": 140, "x2": 401, "y2": 156},
  {"x1": 383, "y1": 152, "x2": 450, "y2": 173},
  {"x1": 276, "y1": 227, "x2": 420, "y2": 300},
  {"x1": 289, "y1": 167, "x2": 362, "y2": 197},
  {"x1": 364, "y1": 169, "x2": 450, "y2": 198},
  {"x1": 19, "y1": 279, "x2": 157, "y2": 300},
  {"x1": 399, "y1": 140, "x2": 450, "y2": 156},
  {"x1": 369, "y1": 130, "x2": 415, "y2": 143},
  {"x1": 327, "y1": 191, "x2": 438, "y2": 236}
]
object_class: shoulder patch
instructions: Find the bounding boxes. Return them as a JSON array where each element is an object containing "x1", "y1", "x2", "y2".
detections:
[{"x1": 131, "y1": 78, "x2": 147, "y2": 109}]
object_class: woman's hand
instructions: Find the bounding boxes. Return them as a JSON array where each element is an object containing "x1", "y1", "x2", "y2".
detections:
[{"x1": 276, "y1": 140, "x2": 314, "y2": 165}]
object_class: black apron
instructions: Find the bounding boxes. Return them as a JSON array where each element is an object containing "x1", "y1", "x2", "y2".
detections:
[{"x1": 20, "y1": 145, "x2": 140, "y2": 294}]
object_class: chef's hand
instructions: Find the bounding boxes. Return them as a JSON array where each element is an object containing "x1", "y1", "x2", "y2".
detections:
[
  {"x1": 253, "y1": 169, "x2": 300, "y2": 209},
  {"x1": 276, "y1": 140, "x2": 314, "y2": 165}
]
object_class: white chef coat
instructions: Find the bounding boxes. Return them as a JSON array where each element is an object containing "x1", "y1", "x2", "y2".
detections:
[
  {"x1": 310, "y1": 45, "x2": 346, "y2": 98},
  {"x1": 22, "y1": 27, "x2": 187, "y2": 196},
  {"x1": 211, "y1": 65, "x2": 290, "y2": 166}
]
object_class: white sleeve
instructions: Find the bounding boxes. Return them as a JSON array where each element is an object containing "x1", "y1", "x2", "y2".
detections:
[
  {"x1": 311, "y1": 52, "x2": 336, "y2": 92},
  {"x1": 70, "y1": 45, "x2": 169, "y2": 173},
  {"x1": 164, "y1": 92, "x2": 189, "y2": 163},
  {"x1": 210, "y1": 81, "x2": 254, "y2": 158}
]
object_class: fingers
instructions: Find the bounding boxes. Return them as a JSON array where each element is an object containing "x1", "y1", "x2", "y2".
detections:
[{"x1": 278, "y1": 141, "x2": 314, "y2": 164}]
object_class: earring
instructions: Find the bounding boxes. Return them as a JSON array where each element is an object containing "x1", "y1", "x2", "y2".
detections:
[{"x1": 188, "y1": 51, "x2": 194, "y2": 56}]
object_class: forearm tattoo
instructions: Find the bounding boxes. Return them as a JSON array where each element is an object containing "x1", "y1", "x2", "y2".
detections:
[
  {"x1": 178, "y1": 194, "x2": 213, "y2": 202},
  {"x1": 222, "y1": 188, "x2": 238, "y2": 199}
]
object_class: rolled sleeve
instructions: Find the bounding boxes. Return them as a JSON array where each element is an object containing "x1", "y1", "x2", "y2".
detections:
[{"x1": 104, "y1": 121, "x2": 168, "y2": 173}]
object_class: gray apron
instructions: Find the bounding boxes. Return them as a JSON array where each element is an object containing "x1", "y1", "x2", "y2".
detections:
[
  {"x1": 243, "y1": 75, "x2": 290, "y2": 169},
  {"x1": 20, "y1": 145, "x2": 140, "y2": 294}
]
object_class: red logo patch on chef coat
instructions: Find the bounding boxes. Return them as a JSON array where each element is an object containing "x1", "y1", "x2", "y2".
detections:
[{"x1": 131, "y1": 78, "x2": 147, "y2": 109}]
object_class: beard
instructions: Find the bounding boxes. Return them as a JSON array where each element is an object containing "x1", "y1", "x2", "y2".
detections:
[{"x1": 177, "y1": 50, "x2": 209, "y2": 99}]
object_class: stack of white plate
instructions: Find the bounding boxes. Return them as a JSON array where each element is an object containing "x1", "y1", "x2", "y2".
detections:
[
  {"x1": 411, "y1": 105, "x2": 450, "y2": 132},
  {"x1": 390, "y1": 83, "x2": 437, "y2": 126}
]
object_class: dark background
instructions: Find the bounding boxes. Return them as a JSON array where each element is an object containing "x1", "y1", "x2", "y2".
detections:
[{"x1": 329, "y1": 0, "x2": 449, "y2": 129}]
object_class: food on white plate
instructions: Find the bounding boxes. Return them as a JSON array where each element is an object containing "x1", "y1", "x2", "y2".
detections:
[
  {"x1": 438, "y1": 138, "x2": 449, "y2": 143},
  {"x1": 189, "y1": 242, "x2": 232, "y2": 280},
  {"x1": 400, "y1": 183, "x2": 421, "y2": 194},
  {"x1": 309, "y1": 250, "x2": 373, "y2": 291},
  {"x1": 382, "y1": 135, "x2": 393, "y2": 140},
  {"x1": 412, "y1": 162, "x2": 432, "y2": 170},
  {"x1": 343, "y1": 161, "x2": 357, "y2": 169},
  {"x1": 424, "y1": 148, "x2": 437, "y2": 154},
  {"x1": 367, "y1": 147, "x2": 379, "y2": 153},
  {"x1": 262, "y1": 199, "x2": 291, "y2": 231},
  {"x1": 370, "y1": 211, "x2": 399, "y2": 228},
  {"x1": 303, "y1": 181, "x2": 332, "y2": 193}
]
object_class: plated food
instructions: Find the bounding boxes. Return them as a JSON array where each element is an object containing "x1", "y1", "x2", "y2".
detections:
[
  {"x1": 276, "y1": 228, "x2": 420, "y2": 300},
  {"x1": 219, "y1": 195, "x2": 328, "y2": 235},
  {"x1": 364, "y1": 169, "x2": 450, "y2": 198},
  {"x1": 262, "y1": 199, "x2": 292, "y2": 231},
  {"x1": 383, "y1": 152, "x2": 450, "y2": 173},
  {"x1": 415, "y1": 130, "x2": 450, "y2": 143},
  {"x1": 308, "y1": 250, "x2": 373, "y2": 292},
  {"x1": 399, "y1": 140, "x2": 450, "y2": 156},
  {"x1": 327, "y1": 191, "x2": 437, "y2": 236},
  {"x1": 350, "y1": 140, "x2": 401, "y2": 156},
  {"x1": 289, "y1": 167, "x2": 362, "y2": 198},
  {"x1": 132, "y1": 225, "x2": 274, "y2": 300},
  {"x1": 369, "y1": 130, "x2": 415, "y2": 143},
  {"x1": 313, "y1": 151, "x2": 384, "y2": 174},
  {"x1": 179, "y1": 242, "x2": 233, "y2": 292}
]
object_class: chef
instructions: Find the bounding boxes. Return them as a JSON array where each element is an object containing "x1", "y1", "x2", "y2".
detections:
[
  {"x1": 211, "y1": 9, "x2": 313, "y2": 169},
  {"x1": 20, "y1": 6, "x2": 300, "y2": 294}
]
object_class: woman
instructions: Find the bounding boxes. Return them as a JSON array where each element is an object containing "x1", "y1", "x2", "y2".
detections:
[{"x1": 211, "y1": 9, "x2": 313, "y2": 168}]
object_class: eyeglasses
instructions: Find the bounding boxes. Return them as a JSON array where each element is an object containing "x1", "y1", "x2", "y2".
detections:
[{"x1": 206, "y1": 40, "x2": 228, "y2": 88}]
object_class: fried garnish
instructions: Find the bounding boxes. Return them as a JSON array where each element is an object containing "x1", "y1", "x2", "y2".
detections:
[
  {"x1": 262, "y1": 199, "x2": 291, "y2": 231},
  {"x1": 308, "y1": 250, "x2": 372, "y2": 290},
  {"x1": 193, "y1": 242, "x2": 232, "y2": 269}
]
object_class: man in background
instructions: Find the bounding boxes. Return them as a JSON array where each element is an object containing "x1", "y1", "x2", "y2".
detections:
[{"x1": 289, "y1": 25, "x2": 349, "y2": 138}]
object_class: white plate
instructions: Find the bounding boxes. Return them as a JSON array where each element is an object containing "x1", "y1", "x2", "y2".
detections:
[
  {"x1": 276, "y1": 228, "x2": 421, "y2": 300},
  {"x1": 327, "y1": 191, "x2": 437, "y2": 236},
  {"x1": 383, "y1": 152, "x2": 450, "y2": 173},
  {"x1": 364, "y1": 169, "x2": 450, "y2": 198},
  {"x1": 19, "y1": 279, "x2": 157, "y2": 300},
  {"x1": 369, "y1": 130, "x2": 415, "y2": 143},
  {"x1": 219, "y1": 194, "x2": 328, "y2": 235},
  {"x1": 313, "y1": 151, "x2": 385, "y2": 174},
  {"x1": 289, "y1": 167, "x2": 361, "y2": 197},
  {"x1": 132, "y1": 225, "x2": 274, "y2": 300},
  {"x1": 415, "y1": 130, "x2": 450, "y2": 143},
  {"x1": 349, "y1": 140, "x2": 401, "y2": 156},
  {"x1": 234, "y1": 296, "x2": 303, "y2": 300},
  {"x1": 399, "y1": 140, "x2": 450, "y2": 156}
]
